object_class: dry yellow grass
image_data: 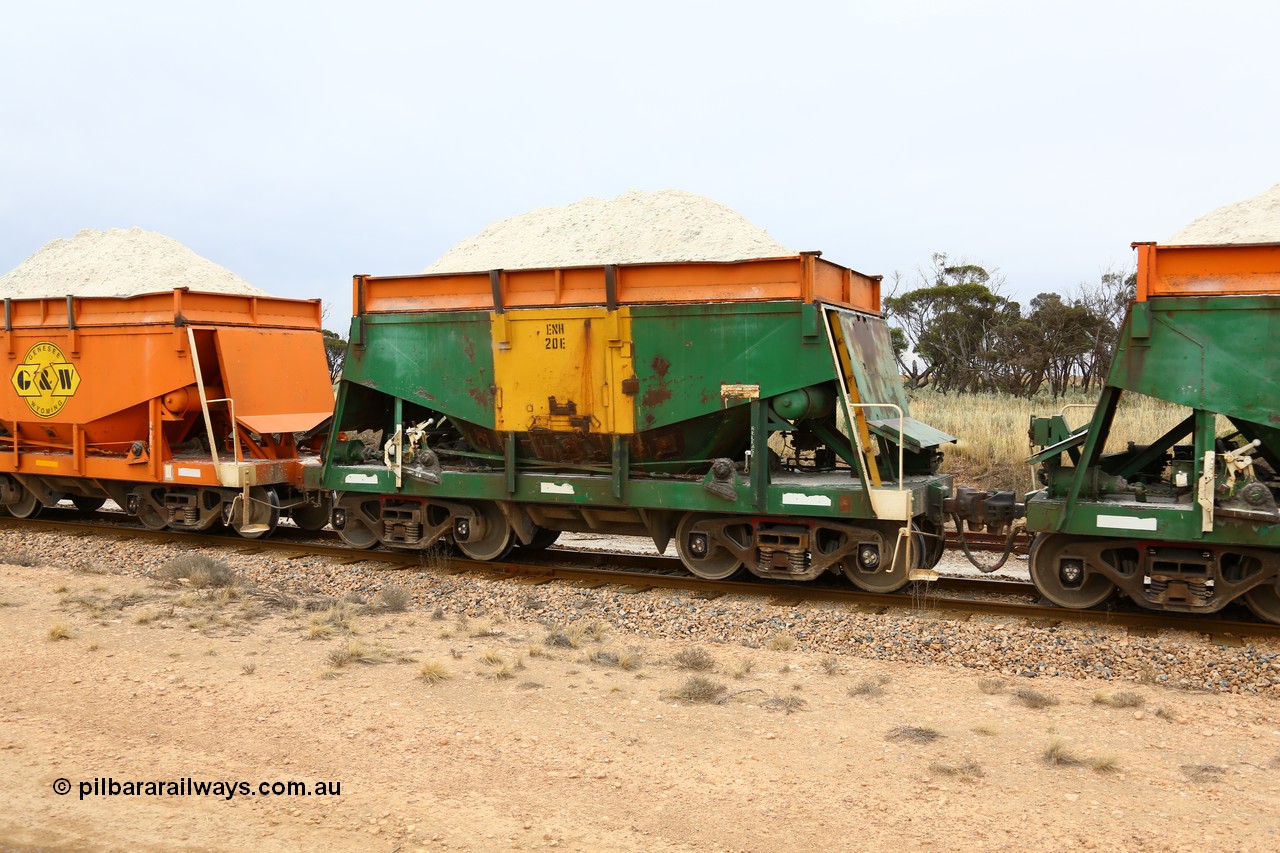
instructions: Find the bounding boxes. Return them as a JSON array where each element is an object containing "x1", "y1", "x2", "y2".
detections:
[
  {"x1": 417, "y1": 659, "x2": 451, "y2": 684},
  {"x1": 909, "y1": 389, "x2": 1200, "y2": 491}
]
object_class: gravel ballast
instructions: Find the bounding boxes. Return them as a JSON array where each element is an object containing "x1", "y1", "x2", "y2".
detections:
[{"x1": 5, "y1": 526, "x2": 1278, "y2": 696}]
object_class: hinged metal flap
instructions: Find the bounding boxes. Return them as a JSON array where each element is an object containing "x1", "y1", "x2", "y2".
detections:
[
  {"x1": 209, "y1": 326, "x2": 334, "y2": 435},
  {"x1": 867, "y1": 416, "x2": 956, "y2": 453}
]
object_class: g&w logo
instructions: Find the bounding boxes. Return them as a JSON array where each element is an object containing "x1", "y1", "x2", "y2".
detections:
[{"x1": 10, "y1": 342, "x2": 81, "y2": 418}]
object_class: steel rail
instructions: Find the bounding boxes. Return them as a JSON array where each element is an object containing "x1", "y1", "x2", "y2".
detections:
[{"x1": 3, "y1": 514, "x2": 1277, "y2": 640}]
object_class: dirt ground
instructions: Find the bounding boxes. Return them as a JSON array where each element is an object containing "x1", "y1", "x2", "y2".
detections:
[{"x1": 3, "y1": 557, "x2": 1280, "y2": 853}]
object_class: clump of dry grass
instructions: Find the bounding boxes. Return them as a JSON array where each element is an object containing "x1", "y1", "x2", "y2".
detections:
[
  {"x1": 589, "y1": 648, "x2": 642, "y2": 671},
  {"x1": 252, "y1": 587, "x2": 298, "y2": 610},
  {"x1": 326, "y1": 638, "x2": 381, "y2": 668},
  {"x1": 764, "y1": 694, "x2": 808, "y2": 715},
  {"x1": 132, "y1": 608, "x2": 159, "y2": 625},
  {"x1": 478, "y1": 649, "x2": 517, "y2": 680},
  {"x1": 819, "y1": 656, "x2": 843, "y2": 676},
  {"x1": 977, "y1": 677, "x2": 1006, "y2": 695},
  {"x1": 971, "y1": 725, "x2": 998, "y2": 736},
  {"x1": 929, "y1": 759, "x2": 984, "y2": 781},
  {"x1": 157, "y1": 554, "x2": 239, "y2": 589},
  {"x1": 580, "y1": 620, "x2": 609, "y2": 642},
  {"x1": 848, "y1": 675, "x2": 890, "y2": 698},
  {"x1": 673, "y1": 646, "x2": 716, "y2": 672},
  {"x1": 1, "y1": 549, "x2": 43, "y2": 567},
  {"x1": 668, "y1": 676, "x2": 727, "y2": 704},
  {"x1": 545, "y1": 625, "x2": 583, "y2": 649},
  {"x1": 1013, "y1": 687, "x2": 1058, "y2": 709},
  {"x1": 468, "y1": 619, "x2": 502, "y2": 638},
  {"x1": 766, "y1": 633, "x2": 796, "y2": 652},
  {"x1": 732, "y1": 660, "x2": 756, "y2": 680},
  {"x1": 375, "y1": 585, "x2": 411, "y2": 613},
  {"x1": 1090, "y1": 755, "x2": 1120, "y2": 773},
  {"x1": 304, "y1": 603, "x2": 358, "y2": 640},
  {"x1": 887, "y1": 726, "x2": 942, "y2": 743},
  {"x1": 1043, "y1": 737, "x2": 1082, "y2": 766},
  {"x1": 417, "y1": 659, "x2": 451, "y2": 685},
  {"x1": 586, "y1": 648, "x2": 616, "y2": 666},
  {"x1": 1092, "y1": 690, "x2": 1144, "y2": 709},
  {"x1": 46, "y1": 623, "x2": 73, "y2": 641},
  {"x1": 241, "y1": 663, "x2": 257, "y2": 675},
  {"x1": 1181, "y1": 763, "x2": 1226, "y2": 782}
]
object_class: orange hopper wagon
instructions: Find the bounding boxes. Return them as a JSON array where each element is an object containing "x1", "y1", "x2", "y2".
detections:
[{"x1": 0, "y1": 289, "x2": 335, "y2": 537}]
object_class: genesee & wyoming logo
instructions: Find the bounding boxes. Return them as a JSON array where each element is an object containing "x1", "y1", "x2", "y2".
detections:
[{"x1": 10, "y1": 341, "x2": 81, "y2": 418}]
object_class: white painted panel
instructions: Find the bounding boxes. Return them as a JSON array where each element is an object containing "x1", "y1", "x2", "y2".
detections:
[
  {"x1": 781, "y1": 493, "x2": 832, "y2": 507},
  {"x1": 1096, "y1": 514, "x2": 1158, "y2": 532},
  {"x1": 344, "y1": 473, "x2": 379, "y2": 484},
  {"x1": 541, "y1": 482, "x2": 575, "y2": 495}
]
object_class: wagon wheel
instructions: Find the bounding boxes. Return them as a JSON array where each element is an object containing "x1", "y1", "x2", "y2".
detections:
[
  {"x1": 517, "y1": 526, "x2": 561, "y2": 551},
  {"x1": 232, "y1": 487, "x2": 280, "y2": 540},
  {"x1": 454, "y1": 502, "x2": 514, "y2": 561},
  {"x1": 1028, "y1": 533, "x2": 1116, "y2": 609},
  {"x1": 336, "y1": 515, "x2": 380, "y2": 549},
  {"x1": 674, "y1": 513, "x2": 745, "y2": 580},
  {"x1": 290, "y1": 498, "x2": 331, "y2": 532},
  {"x1": 136, "y1": 501, "x2": 168, "y2": 530},
  {"x1": 841, "y1": 525, "x2": 911, "y2": 593},
  {"x1": 914, "y1": 517, "x2": 946, "y2": 571},
  {"x1": 1243, "y1": 576, "x2": 1280, "y2": 625},
  {"x1": 71, "y1": 496, "x2": 107, "y2": 513},
  {"x1": 8, "y1": 486, "x2": 42, "y2": 519}
]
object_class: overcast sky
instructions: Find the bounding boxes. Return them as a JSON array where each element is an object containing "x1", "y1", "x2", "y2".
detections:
[{"x1": 2, "y1": 1, "x2": 1277, "y2": 324}]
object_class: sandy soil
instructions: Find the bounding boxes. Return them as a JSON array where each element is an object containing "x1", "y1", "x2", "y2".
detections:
[{"x1": 3, "y1": 557, "x2": 1280, "y2": 853}]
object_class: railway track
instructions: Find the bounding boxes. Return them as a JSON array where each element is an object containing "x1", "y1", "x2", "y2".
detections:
[{"x1": 3, "y1": 513, "x2": 1277, "y2": 640}]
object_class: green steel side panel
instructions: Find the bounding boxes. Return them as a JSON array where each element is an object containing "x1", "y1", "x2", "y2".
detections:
[
  {"x1": 1110, "y1": 294, "x2": 1280, "y2": 425},
  {"x1": 325, "y1": 462, "x2": 955, "y2": 521},
  {"x1": 627, "y1": 302, "x2": 836, "y2": 431},
  {"x1": 342, "y1": 311, "x2": 496, "y2": 427},
  {"x1": 1026, "y1": 493, "x2": 1280, "y2": 547}
]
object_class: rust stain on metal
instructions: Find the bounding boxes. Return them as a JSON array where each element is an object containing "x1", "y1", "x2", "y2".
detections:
[
  {"x1": 467, "y1": 385, "x2": 492, "y2": 408},
  {"x1": 643, "y1": 355, "x2": 672, "y2": 408},
  {"x1": 641, "y1": 386, "x2": 671, "y2": 408},
  {"x1": 463, "y1": 335, "x2": 476, "y2": 363}
]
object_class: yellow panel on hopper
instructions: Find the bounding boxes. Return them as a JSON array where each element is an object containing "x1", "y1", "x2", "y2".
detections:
[{"x1": 491, "y1": 307, "x2": 635, "y2": 435}]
